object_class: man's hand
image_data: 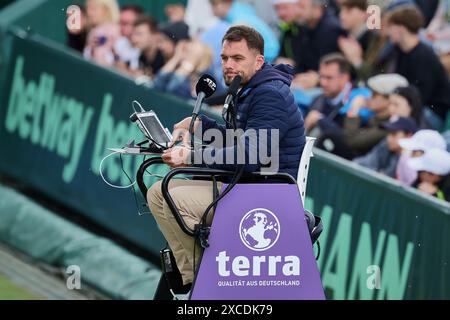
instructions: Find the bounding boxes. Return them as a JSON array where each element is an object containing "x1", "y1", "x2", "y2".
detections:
[
  {"x1": 338, "y1": 36, "x2": 363, "y2": 67},
  {"x1": 292, "y1": 71, "x2": 319, "y2": 90},
  {"x1": 162, "y1": 146, "x2": 191, "y2": 168},
  {"x1": 171, "y1": 117, "x2": 201, "y2": 146}
]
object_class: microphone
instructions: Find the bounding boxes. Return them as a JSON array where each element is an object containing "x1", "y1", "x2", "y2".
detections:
[
  {"x1": 189, "y1": 74, "x2": 217, "y2": 160},
  {"x1": 192, "y1": 74, "x2": 217, "y2": 117},
  {"x1": 222, "y1": 75, "x2": 242, "y2": 117}
]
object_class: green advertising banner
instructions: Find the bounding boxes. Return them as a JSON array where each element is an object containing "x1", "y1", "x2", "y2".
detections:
[
  {"x1": 306, "y1": 150, "x2": 450, "y2": 300},
  {"x1": 0, "y1": 31, "x2": 204, "y2": 254}
]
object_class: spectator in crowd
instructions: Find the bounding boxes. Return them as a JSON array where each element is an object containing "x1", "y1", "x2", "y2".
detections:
[
  {"x1": 158, "y1": 21, "x2": 191, "y2": 61},
  {"x1": 209, "y1": 0, "x2": 280, "y2": 62},
  {"x1": 341, "y1": 74, "x2": 409, "y2": 157},
  {"x1": 396, "y1": 129, "x2": 447, "y2": 185},
  {"x1": 305, "y1": 53, "x2": 372, "y2": 138},
  {"x1": 338, "y1": 0, "x2": 374, "y2": 56},
  {"x1": 273, "y1": 0, "x2": 303, "y2": 68},
  {"x1": 83, "y1": 0, "x2": 121, "y2": 66},
  {"x1": 388, "y1": 85, "x2": 429, "y2": 128},
  {"x1": 165, "y1": 3, "x2": 186, "y2": 23},
  {"x1": 386, "y1": 4, "x2": 450, "y2": 129},
  {"x1": 338, "y1": 0, "x2": 384, "y2": 81},
  {"x1": 288, "y1": 0, "x2": 346, "y2": 90},
  {"x1": 382, "y1": 0, "x2": 439, "y2": 26},
  {"x1": 353, "y1": 117, "x2": 417, "y2": 177},
  {"x1": 67, "y1": 4, "x2": 88, "y2": 52},
  {"x1": 425, "y1": 0, "x2": 450, "y2": 76},
  {"x1": 335, "y1": 0, "x2": 401, "y2": 81},
  {"x1": 130, "y1": 16, "x2": 166, "y2": 79},
  {"x1": 114, "y1": 5, "x2": 143, "y2": 72},
  {"x1": 153, "y1": 39, "x2": 215, "y2": 99},
  {"x1": 408, "y1": 148, "x2": 450, "y2": 202}
]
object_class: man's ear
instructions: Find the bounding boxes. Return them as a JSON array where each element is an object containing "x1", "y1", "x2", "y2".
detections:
[{"x1": 256, "y1": 54, "x2": 265, "y2": 70}]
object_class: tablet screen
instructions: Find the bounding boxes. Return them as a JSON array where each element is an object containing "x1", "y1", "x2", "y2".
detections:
[{"x1": 137, "y1": 113, "x2": 171, "y2": 145}]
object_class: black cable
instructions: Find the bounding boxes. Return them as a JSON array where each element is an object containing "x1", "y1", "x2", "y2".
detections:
[
  {"x1": 316, "y1": 240, "x2": 321, "y2": 260},
  {"x1": 197, "y1": 95, "x2": 245, "y2": 244}
]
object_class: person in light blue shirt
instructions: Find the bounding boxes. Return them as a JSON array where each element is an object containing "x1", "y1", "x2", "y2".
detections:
[{"x1": 209, "y1": 0, "x2": 280, "y2": 62}]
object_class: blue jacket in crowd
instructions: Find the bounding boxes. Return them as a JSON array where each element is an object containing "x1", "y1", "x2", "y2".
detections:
[{"x1": 199, "y1": 63, "x2": 306, "y2": 179}]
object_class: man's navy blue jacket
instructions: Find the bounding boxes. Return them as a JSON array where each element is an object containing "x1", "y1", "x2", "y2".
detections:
[{"x1": 198, "y1": 63, "x2": 305, "y2": 179}]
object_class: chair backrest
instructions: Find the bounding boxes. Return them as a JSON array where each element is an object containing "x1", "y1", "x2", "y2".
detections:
[{"x1": 297, "y1": 136, "x2": 316, "y2": 206}]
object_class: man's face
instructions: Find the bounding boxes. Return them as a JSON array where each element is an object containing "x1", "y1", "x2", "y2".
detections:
[
  {"x1": 369, "y1": 92, "x2": 390, "y2": 113},
  {"x1": 221, "y1": 39, "x2": 264, "y2": 85},
  {"x1": 131, "y1": 24, "x2": 153, "y2": 51},
  {"x1": 210, "y1": 0, "x2": 230, "y2": 18},
  {"x1": 297, "y1": 0, "x2": 316, "y2": 25},
  {"x1": 120, "y1": 10, "x2": 139, "y2": 39},
  {"x1": 319, "y1": 63, "x2": 349, "y2": 98},
  {"x1": 387, "y1": 131, "x2": 409, "y2": 152},
  {"x1": 274, "y1": 2, "x2": 301, "y2": 23},
  {"x1": 387, "y1": 24, "x2": 404, "y2": 45},
  {"x1": 339, "y1": 7, "x2": 367, "y2": 32}
]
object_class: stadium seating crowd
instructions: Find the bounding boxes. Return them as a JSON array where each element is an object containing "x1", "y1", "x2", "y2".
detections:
[{"x1": 66, "y1": 0, "x2": 450, "y2": 202}]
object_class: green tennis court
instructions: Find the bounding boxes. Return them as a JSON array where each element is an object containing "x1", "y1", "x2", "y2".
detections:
[{"x1": 0, "y1": 273, "x2": 43, "y2": 300}]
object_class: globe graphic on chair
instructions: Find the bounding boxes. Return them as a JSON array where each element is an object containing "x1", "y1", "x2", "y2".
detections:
[{"x1": 240, "y1": 209, "x2": 280, "y2": 251}]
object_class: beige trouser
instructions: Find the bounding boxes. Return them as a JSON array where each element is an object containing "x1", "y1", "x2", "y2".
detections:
[{"x1": 147, "y1": 179, "x2": 222, "y2": 285}]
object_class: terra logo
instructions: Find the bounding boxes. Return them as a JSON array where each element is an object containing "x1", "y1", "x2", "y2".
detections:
[{"x1": 239, "y1": 208, "x2": 280, "y2": 252}]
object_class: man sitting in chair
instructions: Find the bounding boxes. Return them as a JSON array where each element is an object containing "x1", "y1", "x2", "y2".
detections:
[{"x1": 147, "y1": 25, "x2": 305, "y2": 294}]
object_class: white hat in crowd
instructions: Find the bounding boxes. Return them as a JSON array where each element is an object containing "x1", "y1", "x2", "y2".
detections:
[
  {"x1": 407, "y1": 149, "x2": 450, "y2": 176},
  {"x1": 367, "y1": 73, "x2": 409, "y2": 95},
  {"x1": 399, "y1": 130, "x2": 447, "y2": 152}
]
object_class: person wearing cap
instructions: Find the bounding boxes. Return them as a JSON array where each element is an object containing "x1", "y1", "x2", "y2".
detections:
[
  {"x1": 340, "y1": 73, "x2": 407, "y2": 157},
  {"x1": 353, "y1": 117, "x2": 418, "y2": 177},
  {"x1": 408, "y1": 148, "x2": 450, "y2": 202},
  {"x1": 386, "y1": 4, "x2": 450, "y2": 129},
  {"x1": 158, "y1": 21, "x2": 191, "y2": 61},
  {"x1": 396, "y1": 129, "x2": 447, "y2": 185}
]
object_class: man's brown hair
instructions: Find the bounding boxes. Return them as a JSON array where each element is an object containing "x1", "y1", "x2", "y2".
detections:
[
  {"x1": 387, "y1": 5, "x2": 424, "y2": 34},
  {"x1": 319, "y1": 53, "x2": 352, "y2": 75},
  {"x1": 341, "y1": 0, "x2": 368, "y2": 11},
  {"x1": 222, "y1": 25, "x2": 265, "y2": 55},
  {"x1": 134, "y1": 15, "x2": 158, "y2": 33}
]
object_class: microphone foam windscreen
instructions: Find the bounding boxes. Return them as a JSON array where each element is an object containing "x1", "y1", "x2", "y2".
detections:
[{"x1": 196, "y1": 74, "x2": 217, "y2": 98}]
